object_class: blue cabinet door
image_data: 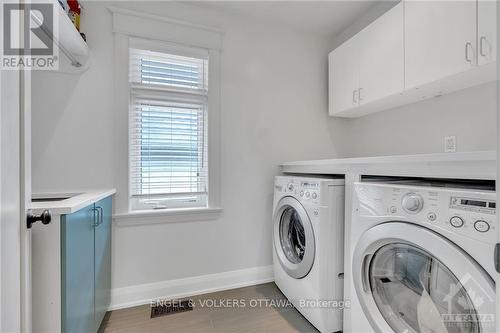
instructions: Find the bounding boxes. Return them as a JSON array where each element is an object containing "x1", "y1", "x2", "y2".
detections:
[
  {"x1": 94, "y1": 196, "x2": 112, "y2": 331},
  {"x1": 61, "y1": 204, "x2": 96, "y2": 333}
]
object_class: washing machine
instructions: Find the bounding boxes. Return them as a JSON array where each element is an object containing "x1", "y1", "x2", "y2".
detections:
[
  {"x1": 273, "y1": 176, "x2": 345, "y2": 333},
  {"x1": 347, "y1": 181, "x2": 496, "y2": 333}
]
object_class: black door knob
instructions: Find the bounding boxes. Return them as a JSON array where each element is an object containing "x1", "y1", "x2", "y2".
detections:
[{"x1": 27, "y1": 210, "x2": 52, "y2": 229}]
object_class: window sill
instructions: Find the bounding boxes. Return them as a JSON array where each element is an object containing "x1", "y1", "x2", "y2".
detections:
[{"x1": 112, "y1": 207, "x2": 222, "y2": 227}]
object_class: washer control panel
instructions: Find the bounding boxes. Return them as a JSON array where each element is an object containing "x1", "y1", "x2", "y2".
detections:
[
  {"x1": 447, "y1": 196, "x2": 495, "y2": 235},
  {"x1": 355, "y1": 182, "x2": 496, "y2": 244},
  {"x1": 276, "y1": 178, "x2": 322, "y2": 204},
  {"x1": 292, "y1": 181, "x2": 320, "y2": 204}
]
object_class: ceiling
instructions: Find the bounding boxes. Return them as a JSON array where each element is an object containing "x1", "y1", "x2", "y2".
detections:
[{"x1": 191, "y1": 1, "x2": 385, "y2": 37}]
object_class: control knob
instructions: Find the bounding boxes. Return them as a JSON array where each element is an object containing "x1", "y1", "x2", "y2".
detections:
[{"x1": 402, "y1": 193, "x2": 424, "y2": 214}]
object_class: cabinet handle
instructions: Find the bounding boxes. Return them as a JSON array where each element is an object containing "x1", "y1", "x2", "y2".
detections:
[
  {"x1": 91, "y1": 208, "x2": 100, "y2": 227},
  {"x1": 358, "y1": 88, "x2": 363, "y2": 102},
  {"x1": 97, "y1": 206, "x2": 104, "y2": 226},
  {"x1": 352, "y1": 89, "x2": 358, "y2": 104},
  {"x1": 27, "y1": 210, "x2": 51, "y2": 229},
  {"x1": 480, "y1": 36, "x2": 487, "y2": 57},
  {"x1": 465, "y1": 42, "x2": 473, "y2": 63}
]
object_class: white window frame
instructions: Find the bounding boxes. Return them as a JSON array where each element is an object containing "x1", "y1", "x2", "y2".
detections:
[
  {"x1": 128, "y1": 39, "x2": 210, "y2": 211},
  {"x1": 111, "y1": 7, "x2": 222, "y2": 222}
]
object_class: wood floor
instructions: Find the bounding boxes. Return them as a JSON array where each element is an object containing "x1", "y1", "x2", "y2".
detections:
[{"x1": 99, "y1": 283, "x2": 319, "y2": 333}]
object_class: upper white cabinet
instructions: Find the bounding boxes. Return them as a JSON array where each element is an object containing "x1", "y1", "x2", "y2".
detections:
[
  {"x1": 329, "y1": 36, "x2": 360, "y2": 115},
  {"x1": 477, "y1": 0, "x2": 497, "y2": 65},
  {"x1": 329, "y1": 2, "x2": 403, "y2": 116},
  {"x1": 358, "y1": 2, "x2": 404, "y2": 106},
  {"x1": 405, "y1": 0, "x2": 477, "y2": 89},
  {"x1": 329, "y1": 0, "x2": 497, "y2": 118}
]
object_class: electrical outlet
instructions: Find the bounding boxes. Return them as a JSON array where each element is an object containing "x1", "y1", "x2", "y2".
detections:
[{"x1": 444, "y1": 136, "x2": 457, "y2": 153}]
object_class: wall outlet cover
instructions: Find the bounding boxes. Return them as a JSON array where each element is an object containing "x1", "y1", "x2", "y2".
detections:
[{"x1": 444, "y1": 136, "x2": 457, "y2": 153}]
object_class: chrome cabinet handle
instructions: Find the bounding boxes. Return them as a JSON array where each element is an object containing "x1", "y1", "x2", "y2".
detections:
[
  {"x1": 465, "y1": 42, "x2": 473, "y2": 63},
  {"x1": 358, "y1": 88, "x2": 363, "y2": 102},
  {"x1": 91, "y1": 207, "x2": 100, "y2": 227},
  {"x1": 479, "y1": 36, "x2": 487, "y2": 57},
  {"x1": 93, "y1": 206, "x2": 104, "y2": 226},
  {"x1": 352, "y1": 89, "x2": 358, "y2": 104},
  {"x1": 97, "y1": 206, "x2": 104, "y2": 226}
]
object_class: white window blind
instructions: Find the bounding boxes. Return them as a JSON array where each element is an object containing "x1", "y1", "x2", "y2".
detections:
[{"x1": 129, "y1": 44, "x2": 209, "y2": 210}]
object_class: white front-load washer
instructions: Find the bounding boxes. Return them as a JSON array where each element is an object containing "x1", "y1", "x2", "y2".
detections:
[
  {"x1": 273, "y1": 176, "x2": 345, "y2": 333},
  {"x1": 347, "y1": 181, "x2": 496, "y2": 333}
]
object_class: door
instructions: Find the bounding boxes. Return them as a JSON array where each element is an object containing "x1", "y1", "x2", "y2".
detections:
[
  {"x1": 273, "y1": 197, "x2": 315, "y2": 279},
  {"x1": 1, "y1": 56, "x2": 23, "y2": 333},
  {"x1": 405, "y1": 0, "x2": 477, "y2": 89},
  {"x1": 358, "y1": 2, "x2": 404, "y2": 104},
  {"x1": 477, "y1": 0, "x2": 496, "y2": 65},
  {"x1": 497, "y1": 0, "x2": 500, "y2": 323},
  {"x1": 94, "y1": 197, "x2": 112, "y2": 331},
  {"x1": 353, "y1": 222, "x2": 495, "y2": 333},
  {"x1": 0, "y1": 21, "x2": 32, "y2": 333},
  {"x1": 329, "y1": 35, "x2": 360, "y2": 115},
  {"x1": 61, "y1": 205, "x2": 96, "y2": 333}
]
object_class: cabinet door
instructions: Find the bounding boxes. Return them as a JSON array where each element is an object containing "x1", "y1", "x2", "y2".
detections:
[
  {"x1": 405, "y1": 0, "x2": 477, "y2": 89},
  {"x1": 359, "y1": 2, "x2": 404, "y2": 104},
  {"x1": 94, "y1": 196, "x2": 112, "y2": 330},
  {"x1": 62, "y1": 205, "x2": 95, "y2": 333},
  {"x1": 329, "y1": 35, "x2": 359, "y2": 115},
  {"x1": 477, "y1": 0, "x2": 496, "y2": 65}
]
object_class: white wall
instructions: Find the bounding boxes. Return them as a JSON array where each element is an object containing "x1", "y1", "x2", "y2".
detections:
[
  {"x1": 31, "y1": 1, "x2": 338, "y2": 299},
  {"x1": 329, "y1": 82, "x2": 497, "y2": 157}
]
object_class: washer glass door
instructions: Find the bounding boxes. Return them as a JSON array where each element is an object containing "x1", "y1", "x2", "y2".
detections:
[
  {"x1": 273, "y1": 197, "x2": 315, "y2": 279},
  {"x1": 370, "y1": 243, "x2": 478, "y2": 333},
  {"x1": 352, "y1": 222, "x2": 495, "y2": 333},
  {"x1": 280, "y1": 207, "x2": 306, "y2": 264}
]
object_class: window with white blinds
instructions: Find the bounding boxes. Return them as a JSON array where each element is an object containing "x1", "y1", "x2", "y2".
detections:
[{"x1": 129, "y1": 44, "x2": 209, "y2": 211}]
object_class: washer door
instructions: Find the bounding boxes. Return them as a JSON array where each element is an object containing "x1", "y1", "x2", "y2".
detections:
[
  {"x1": 273, "y1": 196, "x2": 315, "y2": 279},
  {"x1": 353, "y1": 222, "x2": 495, "y2": 333}
]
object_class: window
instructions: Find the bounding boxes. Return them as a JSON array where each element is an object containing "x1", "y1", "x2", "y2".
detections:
[{"x1": 129, "y1": 41, "x2": 209, "y2": 211}]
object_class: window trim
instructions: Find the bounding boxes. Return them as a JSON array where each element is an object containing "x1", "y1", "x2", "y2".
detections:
[
  {"x1": 112, "y1": 8, "x2": 222, "y2": 218},
  {"x1": 128, "y1": 49, "x2": 209, "y2": 210},
  {"x1": 113, "y1": 207, "x2": 223, "y2": 227}
]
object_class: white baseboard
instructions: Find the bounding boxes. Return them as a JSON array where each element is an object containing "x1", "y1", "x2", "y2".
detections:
[{"x1": 109, "y1": 265, "x2": 274, "y2": 310}]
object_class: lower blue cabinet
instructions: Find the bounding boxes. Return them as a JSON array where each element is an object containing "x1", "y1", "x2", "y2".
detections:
[
  {"x1": 61, "y1": 196, "x2": 112, "y2": 333},
  {"x1": 61, "y1": 206, "x2": 95, "y2": 333},
  {"x1": 94, "y1": 196, "x2": 112, "y2": 331}
]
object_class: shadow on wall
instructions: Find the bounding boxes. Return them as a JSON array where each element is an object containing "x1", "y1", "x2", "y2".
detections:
[{"x1": 327, "y1": 82, "x2": 497, "y2": 158}]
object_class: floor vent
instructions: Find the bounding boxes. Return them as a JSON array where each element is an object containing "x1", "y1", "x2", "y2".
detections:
[{"x1": 151, "y1": 300, "x2": 193, "y2": 318}]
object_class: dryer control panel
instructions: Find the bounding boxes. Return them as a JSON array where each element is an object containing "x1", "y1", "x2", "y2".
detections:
[
  {"x1": 355, "y1": 182, "x2": 496, "y2": 245},
  {"x1": 274, "y1": 176, "x2": 344, "y2": 206},
  {"x1": 284, "y1": 179, "x2": 322, "y2": 205},
  {"x1": 448, "y1": 196, "x2": 496, "y2": 234}
]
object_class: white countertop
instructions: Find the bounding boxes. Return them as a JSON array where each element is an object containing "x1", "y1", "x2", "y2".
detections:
[
  {"x1": 281, "y1": 151, "x2": 496, "y2": 180},
  {"x1": 31, "y1": 189, "x2": 116, "y2": 215}
]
